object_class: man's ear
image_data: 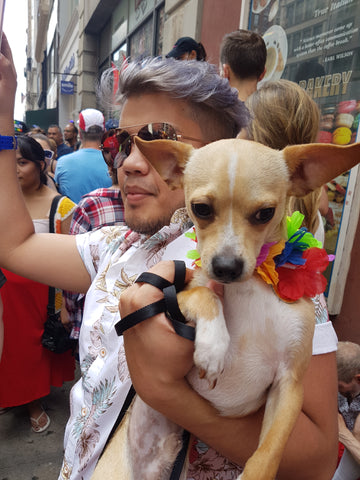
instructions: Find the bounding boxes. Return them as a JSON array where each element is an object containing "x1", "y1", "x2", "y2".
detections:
[
  {"x1": 188, "y1": 50, "x2": 197, "y2": 60},
  {"x1": 258, "y1": 69, "x2": 266, "y2": 82},
  {"x1": 222, "y1": 64, "x2": 231, "y2": 80},
  {"x1": 134, "y1": 137, "x2": 194, "y2": 190},
  {"x1": 283, "y1": 142, "x2": 360, "y2": 197}
]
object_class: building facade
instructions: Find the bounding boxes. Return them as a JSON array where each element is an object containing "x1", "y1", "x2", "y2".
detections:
[
  {"x1": 26, "y1": 0, "x2": 209, "y2": 128},
  {"x1": 25, "y1": 0, "x2": 360, "y2": 342}
]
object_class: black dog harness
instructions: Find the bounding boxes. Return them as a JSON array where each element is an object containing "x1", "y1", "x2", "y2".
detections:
[
  {"x1": 115, "y1": 259, "x2": 195, "y2": 341},
  {"x1": 110, "y1": 260, "x2": 195, "y2": 479}
]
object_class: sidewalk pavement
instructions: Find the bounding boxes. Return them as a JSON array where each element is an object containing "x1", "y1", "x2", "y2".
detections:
[{"x1": 0, "y1": 365, "x2": 80, "y2": 480}]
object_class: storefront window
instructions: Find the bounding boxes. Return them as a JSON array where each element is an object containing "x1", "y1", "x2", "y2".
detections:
[
  {"x1": 47, "y1": 41, "x2": 55, "y2": 89},
  {"x1": 105, "y1": 0, "x2": 165, "y2": 62},
  {"x1": 248, "y1": 0, "x2": 360, "y2": 309},
  {"x1": 296, "y1": 0, "x2": 305, "y2": 22},
  {"x1": 155, "y1": 5, "x2": 165, "y2": 56},
  {"x1": 129, "y1": 0, "x2": 155, "y2": 32},
  {"x1": 113, "y1": 43, "x2": 127, "y2": 63},
  {"x1": 287, "y1": 4, "x2": 295, "y2": 26},
  {"x1": 111, "y1": 1, "x2": 128, "y2": 53},
  {"x1": 129, "y1": 17, "x2": 153, "y2": 59}
]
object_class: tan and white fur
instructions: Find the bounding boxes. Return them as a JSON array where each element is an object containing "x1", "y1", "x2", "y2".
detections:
[{"x1": 93, "y1": 138, "x2": 360, "y2": 480}]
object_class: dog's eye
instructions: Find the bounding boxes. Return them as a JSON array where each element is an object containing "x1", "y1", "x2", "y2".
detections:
[
  {"x1": 251, "y1": 207, "x2": 275, "y2": 225},
  {"x1": 191, "y1": 203, "x2": 213, "y2": 219}
]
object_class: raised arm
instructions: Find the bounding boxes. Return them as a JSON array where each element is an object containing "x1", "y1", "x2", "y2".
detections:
[
  {"x1": 121, "y1": 261, "x2": 338, "y2": 480},
  {"x1": 0, "y1": 35, "x2": 90, "y2": 293}
]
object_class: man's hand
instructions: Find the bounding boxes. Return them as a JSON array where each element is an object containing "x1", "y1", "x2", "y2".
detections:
[{"x1": 120, "y1": 261, "x2": 195, "y2": 406}]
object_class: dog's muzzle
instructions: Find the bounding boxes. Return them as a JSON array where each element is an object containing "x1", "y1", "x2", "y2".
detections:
[{"x1": 211, "y1": 255, "x2": 244, "y2": 283}]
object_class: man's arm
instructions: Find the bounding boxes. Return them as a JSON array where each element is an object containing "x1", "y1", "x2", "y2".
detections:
[
  {"x1": 0, "y1": 35, "x2": 90, "y2": 294},
  {"x1": 64, "y1": 202, "x2": 92, "y2": 329},
  {"x1": 121, "y1": 261, "x2": 338, "y2": 480}
]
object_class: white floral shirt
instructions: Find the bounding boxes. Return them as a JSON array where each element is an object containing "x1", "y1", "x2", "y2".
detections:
[
  {"x1": 59, "y1": 208, "x2": 337, "y2": 480},
  {"x1": 60, "y1": 209, "x2": 194, "y2": 479}
]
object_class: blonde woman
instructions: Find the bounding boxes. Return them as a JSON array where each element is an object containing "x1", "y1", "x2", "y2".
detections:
[
  {"x1": 243, "y1": 79, "x2": 328, "y2": 240},
  {"x1": 242, "y1": 79, "x2": 330, "y2": 326}
]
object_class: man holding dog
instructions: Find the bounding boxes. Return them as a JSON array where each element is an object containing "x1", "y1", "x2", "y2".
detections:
[{"x1": 0, "y1": 34, "x2": 338, "y2": 479}]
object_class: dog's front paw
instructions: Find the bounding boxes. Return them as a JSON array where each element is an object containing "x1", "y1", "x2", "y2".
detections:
[{"x1": 193, "y1": 313, "x2": 230, "y2": 387}]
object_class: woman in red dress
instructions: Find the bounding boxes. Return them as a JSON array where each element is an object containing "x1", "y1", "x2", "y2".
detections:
[{"x1": 0, "y1": 135, "x2": 76, "y2": 432}]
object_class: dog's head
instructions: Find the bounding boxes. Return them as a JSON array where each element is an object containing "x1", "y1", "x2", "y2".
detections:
[{"x1": 134, "y1": 136, "x2": 360, "y2": 283}]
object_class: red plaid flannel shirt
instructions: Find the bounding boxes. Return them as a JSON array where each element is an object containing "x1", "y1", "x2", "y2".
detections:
[{"x1": 65, "y1": 188, "x2": 125, "y2": 338}]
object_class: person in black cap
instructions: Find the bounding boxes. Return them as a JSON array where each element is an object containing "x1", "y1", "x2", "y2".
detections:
[
  {"x1": 14, "y1": 119, "x2": 28, "y2": 135},
  {"x1": 166, "y1": 36, "x2": 207, "y2": 61}
]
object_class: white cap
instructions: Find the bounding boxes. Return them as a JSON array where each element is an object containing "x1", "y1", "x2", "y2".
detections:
[{"x1": 78, "y1": 108, "x2": 105, "y2": 132}]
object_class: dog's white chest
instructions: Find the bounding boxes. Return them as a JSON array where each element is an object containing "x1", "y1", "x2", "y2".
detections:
[{"x1": 187, "y1": 277, "x2": 313, "y2": 417}]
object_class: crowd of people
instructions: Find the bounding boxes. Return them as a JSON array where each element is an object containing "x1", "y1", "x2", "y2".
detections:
[
  {"x1": 0, "y1": 135, "x2": 76, "y2": 432},
  {"x1": 0, "y1": 107, "x2": 119, "y2": 432},
  {"x1": 0, "y1": 27, "x2": 358, "y2": 480}
]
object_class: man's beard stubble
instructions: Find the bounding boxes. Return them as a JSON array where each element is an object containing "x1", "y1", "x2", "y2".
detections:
[
  {"x1": 125, "y1": 212, "x2": 174, "y2": 236},
  {"x1": 122, "y1": 186, "x2": 186, "y2": 236}
]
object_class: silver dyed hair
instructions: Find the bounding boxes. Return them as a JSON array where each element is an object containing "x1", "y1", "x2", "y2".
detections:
[{"x1": 99, "y1": 57, "x2": 249, "y2": 141}]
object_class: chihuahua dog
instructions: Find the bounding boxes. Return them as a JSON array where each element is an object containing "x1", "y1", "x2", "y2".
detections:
[{"x1": 93, "y1": 138, "x2": 360, "y2": 480}]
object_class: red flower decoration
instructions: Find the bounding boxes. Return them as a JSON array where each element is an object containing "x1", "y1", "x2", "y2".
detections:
[{"x1": 276, "y1": 248, "x2": 329, "y2": 301}]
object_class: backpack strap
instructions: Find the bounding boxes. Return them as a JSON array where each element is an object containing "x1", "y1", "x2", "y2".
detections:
[
  {"x1": 109, "y1": 260, "x2": 194, "y2": 479},
  {"x1": 47, "y1": 195, "x2": 64, "y2": 314},
  {"x1": 49, "y1": 195, "x2": 63, "y2": 233}
]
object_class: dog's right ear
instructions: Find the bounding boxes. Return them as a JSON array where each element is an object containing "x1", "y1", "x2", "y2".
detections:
[
  {"x1": 134, "y1": 137, "x2": 194, "y2": 190},
  {"x1": 283, "y1": 142, "x2": 360, "y2": 197}
]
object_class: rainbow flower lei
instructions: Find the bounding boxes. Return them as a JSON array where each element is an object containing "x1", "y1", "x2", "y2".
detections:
[{"x1": 185, "y1": 211, "x2": 333, "y2": 302}]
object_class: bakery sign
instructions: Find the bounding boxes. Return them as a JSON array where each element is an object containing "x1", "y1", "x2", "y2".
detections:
[
  {"x1": 248, "y1": 0, "x2": 360, "y2": 313},
  {"x1": 298, "y1": 70, "x2": 352, "y2": 98}
]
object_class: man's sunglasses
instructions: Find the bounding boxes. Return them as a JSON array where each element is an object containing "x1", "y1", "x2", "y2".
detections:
[{"x1": 101, "y1": 122, "x2": 203, "y2": 168}]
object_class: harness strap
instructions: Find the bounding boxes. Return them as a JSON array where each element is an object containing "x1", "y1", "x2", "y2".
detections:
[
  {"x1": 115, "y1": 260, "x2": 195, "y2": 341},
  {"x1": 169, "y1": 429, "x2": 191, "y2": 480},
  {"x1": 173, "y1": 259, "x2": 187, "y2": 292},
  {"x1": 135, "y1": 271, "x2": 172, "y2": 291},
  {"x1": 111, "y1": 260, "x2": 194, "y2": 480},
  {"x1": 163, "y1": 284, "x2": 195, "y2": 341},
  {"x1": 135, "y1": 259, "x2": 186, "y2": 292},
  {"x1": 115, "y1": 299, "x2": 167, "y2": 336},
  {"x1": 100, "y1": 384, "x2": 136, "y2": 458}
]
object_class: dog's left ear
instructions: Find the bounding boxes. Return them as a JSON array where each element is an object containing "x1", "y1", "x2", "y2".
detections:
[
  {"x1": 283, "y1": 142, "x2": 360, "y2": 197},
  {"x1": 134, "y1": 137, "x2": 194, "y2": 190}
]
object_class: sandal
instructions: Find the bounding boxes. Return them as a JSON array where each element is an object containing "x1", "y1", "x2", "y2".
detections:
[{"x1": 30, "y1": 410, "x2": 50, "y2": 433}]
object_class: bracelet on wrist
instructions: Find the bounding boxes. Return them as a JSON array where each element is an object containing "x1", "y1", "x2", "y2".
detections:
[{"x1": 0, "y1": 135, "x2": 17, "y2": 151}]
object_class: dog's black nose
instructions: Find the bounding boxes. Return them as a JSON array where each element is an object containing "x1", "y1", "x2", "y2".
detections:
[{"x1": 212, "y1": 256, "x2": 244, "y2": 282}]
